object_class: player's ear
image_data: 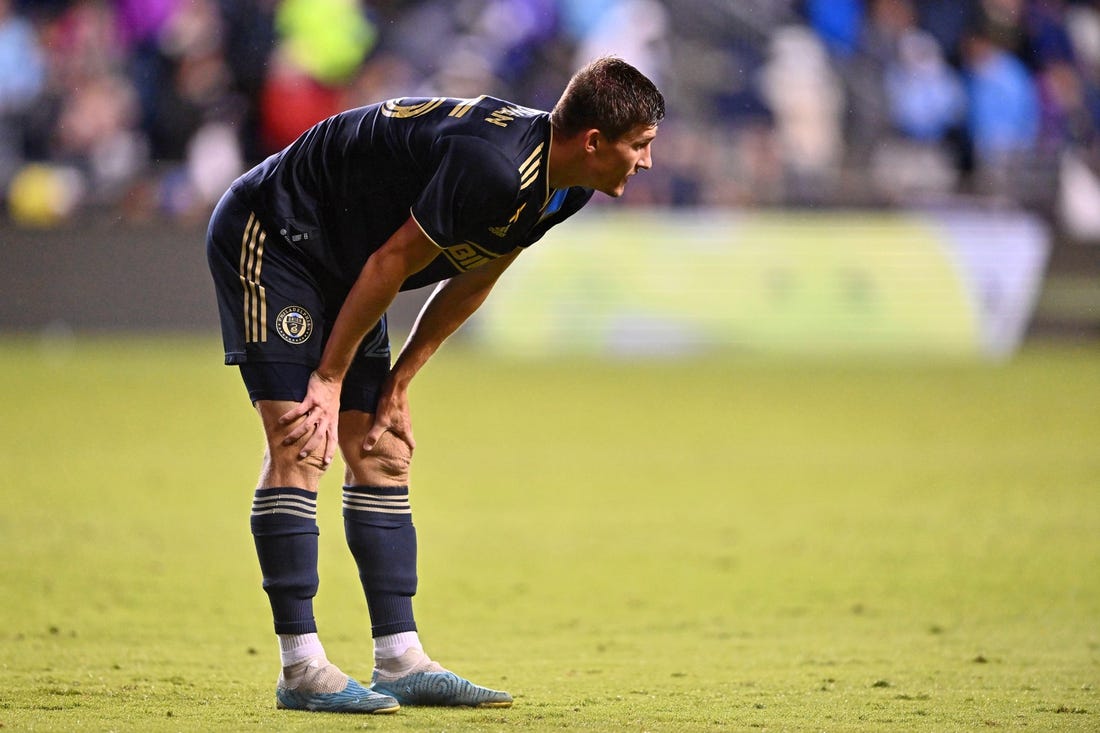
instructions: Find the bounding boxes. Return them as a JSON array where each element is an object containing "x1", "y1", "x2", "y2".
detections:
[{"x1": 583, "y1": 129, "x2": 601, "y2": 153}]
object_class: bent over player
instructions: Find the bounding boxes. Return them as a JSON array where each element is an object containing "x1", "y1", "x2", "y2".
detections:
[{"x1": 206, "y1": 57, "x2": 664, "y2": 714}]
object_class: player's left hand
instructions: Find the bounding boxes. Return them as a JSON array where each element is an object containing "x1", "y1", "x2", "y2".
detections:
[
  {"x1": 363, "y1": 379, "x2": 415, "y2": 454},
  {"x1": 279, "y1": 371, "x2": 342, "y2": 467}
]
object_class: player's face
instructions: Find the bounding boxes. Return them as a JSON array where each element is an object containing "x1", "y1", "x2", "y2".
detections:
[{"x1": 590, "y1": 124, "x2": 657, "y2": 197}]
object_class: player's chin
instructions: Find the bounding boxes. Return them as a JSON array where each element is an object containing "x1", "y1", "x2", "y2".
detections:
[{"x1": 601, "y1": 181, "x2": 628, "y2": 197}]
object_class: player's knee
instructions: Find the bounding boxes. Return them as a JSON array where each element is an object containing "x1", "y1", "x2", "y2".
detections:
[
  {"x1": 345, "y1": 434, "x2": 412, "y2": 486},
  {"x1": 363, "y1": 444, "x2": 411, "y2": 484},
  {"x1": 254, "y1": 401, "x2": 330, "y2": 489},
  {"x1": 262, "y1": 442, "x2": 327, "y2": 489}
]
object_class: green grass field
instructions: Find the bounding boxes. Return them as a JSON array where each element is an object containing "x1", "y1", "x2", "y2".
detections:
[{"x1": 1, "y1": 335, "x2": 1097, "y2": 732}]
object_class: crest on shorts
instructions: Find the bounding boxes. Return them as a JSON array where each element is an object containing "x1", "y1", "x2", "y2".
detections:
[{"x1": 275, "y1": 306, "x2": 313, "y2": 344}]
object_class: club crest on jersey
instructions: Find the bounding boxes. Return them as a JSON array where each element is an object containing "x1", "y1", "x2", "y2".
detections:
[{"x1": 275, "y1": 306, "x2": 313, "y2": 344}]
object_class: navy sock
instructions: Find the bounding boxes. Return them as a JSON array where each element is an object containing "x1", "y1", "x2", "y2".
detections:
[
  {"x1": 250, "y1": 487, "x2": 320, "y2": 635},
  {"x1": 342, "y1": 485, "x2": 418, "y2": 636}
]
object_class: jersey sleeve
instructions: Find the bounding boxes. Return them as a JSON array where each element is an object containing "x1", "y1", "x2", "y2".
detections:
[{"x1": 411, "y1": 135, "x2": 519, "y2": 248}]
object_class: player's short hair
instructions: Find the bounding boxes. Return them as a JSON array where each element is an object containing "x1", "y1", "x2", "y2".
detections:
[{"x1": 551, "y1": 57, "x2": 665, "y2": 141}]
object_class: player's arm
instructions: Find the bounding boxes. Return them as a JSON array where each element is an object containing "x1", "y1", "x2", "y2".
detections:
[
  {"x1": 362, "y1": 246, "x2": 522, "y2": 452},
  {"x1": 280, "y1": 216, "x2": 440, "y2": 465},
  {"x1": 395, "y1": 246, "x2": 522, "y2": 387}
]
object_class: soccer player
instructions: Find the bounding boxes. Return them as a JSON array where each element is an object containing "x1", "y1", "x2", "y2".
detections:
[{"x1": 206, "y1": 56, "x2": 663, "y2": 714}]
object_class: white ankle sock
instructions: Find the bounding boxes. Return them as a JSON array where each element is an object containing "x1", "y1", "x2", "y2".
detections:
[
  {"x1": 278, "y1": 632, "x2": 325, "y2": 667},
  {"x1": 373, "y1": 631, "x2": 422, "y2": 661}
]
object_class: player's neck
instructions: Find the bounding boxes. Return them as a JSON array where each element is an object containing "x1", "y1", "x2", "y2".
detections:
[{"x1": 546, "y1": 127, "x2": 587, "y2": 190}]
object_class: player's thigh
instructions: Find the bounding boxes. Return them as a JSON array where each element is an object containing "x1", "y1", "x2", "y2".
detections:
[{"x1": 339, "y1": 410, "x2": 413, "y2": 487}]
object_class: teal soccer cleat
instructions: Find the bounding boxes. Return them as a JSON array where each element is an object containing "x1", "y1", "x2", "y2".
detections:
[
  {"x1": 370, "y1": 649, "x2": 513, "y2": 708},
  {"x1": 276, "y1": 657, "x2": 401, "y2": 714}
]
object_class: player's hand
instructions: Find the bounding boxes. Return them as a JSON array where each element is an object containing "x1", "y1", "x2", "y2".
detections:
[
  {"x1": 363, "y1": 379, "x2": 415, "y2": 454},
  {"x1": 279, "y1": 371, "x2": 342, "y2": 468}
]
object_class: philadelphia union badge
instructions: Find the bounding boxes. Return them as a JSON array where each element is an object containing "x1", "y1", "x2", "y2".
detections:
[{"x1": 275, "y1": 306, "x2": 313, "y2": 344}]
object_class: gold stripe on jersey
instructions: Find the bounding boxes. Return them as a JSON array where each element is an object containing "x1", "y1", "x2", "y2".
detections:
[
  {"x1": 485, "y1": 105, "x2": 527, "y2": 128},
  {"x1": 449, "y1": 95, "x2": 486, "y2": 118},
  {"x1": 518, "y1": 142, "x2": 544, "y2": 190},
  {"x1": 382, "y1": 97, "x2": 446, "y2": 118},
  {"x1": 441, "y1": 240, "x2": 499, "y2": 272},
  {"x1": 238, "y1": 213, "x2": 267, "y2": 343}
]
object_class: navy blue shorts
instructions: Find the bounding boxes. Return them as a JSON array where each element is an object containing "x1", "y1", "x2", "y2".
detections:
[
  {"x1": 207, "y1": 189, "x2": 391, "y2": 412},
  {"x1": 237, "y1": 359, "x2": 391, "y2": 413}
]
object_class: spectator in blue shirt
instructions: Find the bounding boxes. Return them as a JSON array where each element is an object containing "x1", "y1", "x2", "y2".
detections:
[{"x1": 962, "y1": 31, "x2": 1040, "y2": 163}]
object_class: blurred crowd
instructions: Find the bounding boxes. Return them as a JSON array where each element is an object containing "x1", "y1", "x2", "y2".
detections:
[{"x1": 4, "y1": 0, "x2": 1100, "y2": 229}]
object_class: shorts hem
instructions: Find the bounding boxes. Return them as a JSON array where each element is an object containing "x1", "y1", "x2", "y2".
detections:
[{"x1": 224, "y1": 352, "x2": 317, "y2": 368}]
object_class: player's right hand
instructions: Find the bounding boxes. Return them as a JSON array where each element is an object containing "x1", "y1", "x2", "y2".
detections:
[{"x1": 279, "y1": 371, "x2": 342, "y2": 468}]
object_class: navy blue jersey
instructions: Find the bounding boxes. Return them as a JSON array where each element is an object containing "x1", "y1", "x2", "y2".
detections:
[{"x1": 230, "y1": 96, "x2": 594, "y2": 292}]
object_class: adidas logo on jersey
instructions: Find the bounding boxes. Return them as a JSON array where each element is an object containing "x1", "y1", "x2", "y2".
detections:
[{"x1": 489, "y1": 203, "x2": 527, "y2": 237}]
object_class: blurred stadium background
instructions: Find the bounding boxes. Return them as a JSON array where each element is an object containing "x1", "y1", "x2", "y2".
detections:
[
  {"x1": 1, "y1": 0, "x2": 1098, "y2": 353},
  {"x1": 3, "y1": 7, "x2": 1098, "y2": 729}
]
